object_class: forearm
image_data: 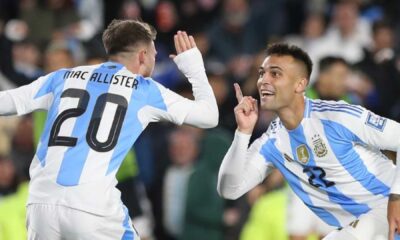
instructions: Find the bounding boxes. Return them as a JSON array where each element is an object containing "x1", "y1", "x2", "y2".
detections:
[
  {"x1": 0, "y1": 91, "x2": 17, "y2": 116},
  {"x1": 174, "y1": 48, "x2": 218, "y2": 128},
  {"x1": 217, "y1": 130, "x2": 269, "y2": 199}
]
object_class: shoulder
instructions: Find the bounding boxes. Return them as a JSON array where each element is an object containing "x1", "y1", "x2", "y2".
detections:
[
  {"x1": 309, "y1": 99, "x2": 365, "y2": 121},
  {"x1": 133, "y1": 75, "x2": 157, "y2": 87}
]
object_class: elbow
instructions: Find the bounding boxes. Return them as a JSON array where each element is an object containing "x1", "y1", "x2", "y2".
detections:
[
  {"x1": 204, "y1": 109, "x2": 219, "y2": 128},
  {"x1": 217, "y1": 187, "x2": 241, "y2": 200},
  {"x1": 217, "y1": 176, "x2": 242, "y2": 200},
  {"x1": 195, "y1": 109, "x2": 218, "y2": 128},
  {"x1": 205, "y1": 114, "x2": 219, "y2": 128}
]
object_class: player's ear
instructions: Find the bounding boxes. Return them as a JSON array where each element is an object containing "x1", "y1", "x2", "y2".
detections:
[
  {"x1": 295, "y1": 77, "x2": 308, "y2": 93},
  {"x1": 139, "y1": 50, "x2": 146, "y2": 64}
]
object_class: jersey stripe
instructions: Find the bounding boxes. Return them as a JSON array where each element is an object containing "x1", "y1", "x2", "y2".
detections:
[
  {"x1": 56, "y1": 63, "x2": 124, "y2": 186},
  {"x1": 321, "y1": 120, "x2": 390, "y2": 197},
  {"x1": 122, "y1": 205, "x2": 135, "y2": 239},
  {"x1": 261, "y1": 139, "x2": 341, "y2": 226},
  {"x1": 311, "y1": 101, "x2": 363, "y2": 118},
  {"x1": 288, "y1": 124, "x2": 370, "y2": 219},
  {"x1": 36, "y1": 70, "x2": 68, "y2": 166},
  {"x1": 311, "y1": 108, "x2": 362, "y2": 118},
  {"x1": 311, "y1": 100, "x2": 363, "y2": 113},
  {"x1": 106, "y1": 76, "x2": 167, "y2": 174}
]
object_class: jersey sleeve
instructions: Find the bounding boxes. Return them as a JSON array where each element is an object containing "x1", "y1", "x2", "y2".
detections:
[
  {"x1": 142, "y1": 47, "x2": 218, "y2": 128},
  {"x1": 145, "y1": 79, "x2": 193, "y2": 125},
  {"x1": 319, "y1": 102, "x2": 400, "y2": 194},
  {"x1": 5, "y1": 72, "x2": 56, "y2": 115},
  {"x1": 329, "y1": 104, "x2": 400, "y2": 151},
  {"x1": 217, "y1": 130, "x2": 274, "y2": 200}
]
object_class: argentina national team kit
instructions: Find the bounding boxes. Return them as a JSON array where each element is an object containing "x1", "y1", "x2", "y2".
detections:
[
  {"x1": 5, "y1": 48, "x2": 214, "y2": 239},
  {"x1": 254, "y1": 98, "x2": 398, "y2": 227}
]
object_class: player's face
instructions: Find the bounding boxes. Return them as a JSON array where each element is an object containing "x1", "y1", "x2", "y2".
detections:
[
  {"x1": 142, "y1": 41, "x2": 157, "y2": 77},
  {"x1": 257, "y1": 55, "x2": 303, "y2": 111}
]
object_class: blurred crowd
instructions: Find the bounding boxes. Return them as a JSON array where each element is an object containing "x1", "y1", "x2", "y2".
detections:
[{"x1": 1, "y1": 0, "x2": 400, "y2": 239}]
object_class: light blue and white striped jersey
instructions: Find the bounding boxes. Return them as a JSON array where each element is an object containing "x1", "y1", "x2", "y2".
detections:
[
  {"x1": 8, "y1": 61, "x2": 200, "y2": 215},
  {"x1": 256, "y1": 98, "x2": 400, "y2": 227}
]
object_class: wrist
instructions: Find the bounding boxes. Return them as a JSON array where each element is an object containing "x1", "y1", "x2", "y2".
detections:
[
  {"x1": 173, "y1": 48, "x2": 205, "y2": 75},
  {"x1": 236, "y1": 127, "x2": 253, "y2": 135}
]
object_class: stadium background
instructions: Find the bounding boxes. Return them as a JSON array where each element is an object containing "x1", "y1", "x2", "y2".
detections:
[{"x1": 0, "y1": 0, "x2": 400, "y2": 239}]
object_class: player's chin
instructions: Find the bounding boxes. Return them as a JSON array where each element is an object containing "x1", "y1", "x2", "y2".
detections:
[{"x1": 260, "y1": 103, "x2": 273, "y2": 111}]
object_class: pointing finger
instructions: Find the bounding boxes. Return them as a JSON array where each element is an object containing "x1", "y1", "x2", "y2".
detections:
[{"x1": 234, "y1": 83, "x2": 243, "y2": 103}]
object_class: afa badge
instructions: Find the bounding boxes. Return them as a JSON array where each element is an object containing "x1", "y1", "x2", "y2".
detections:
[
  {"x1": 296, "y1": 144, "x2": 310, "y2": 164},
  {"x1": 312, "y1": 134, "x2": 328, "y2": 158},
  {"x1": 365, "y1": 112, "x2": 387, "y2": 132}
]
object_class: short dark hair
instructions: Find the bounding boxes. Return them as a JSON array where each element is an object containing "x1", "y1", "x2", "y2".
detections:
[
  {"x1": 319, "y1": 56, "x2": 348, "y2": 73},
  {"x1": 266, "y1": 43, "x2": 313, "y2": 80},
  {"x1": 372, "y1": 19, "x2": 392, "y2": 35},
  {"x1": 102, "y1": 19, "x2": 157, "y2": 55}
]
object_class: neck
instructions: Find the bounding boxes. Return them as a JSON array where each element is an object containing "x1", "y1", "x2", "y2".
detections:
[
  {"x1": 108, "y1": 54, "x2": 140, "y2": 74},
  {"x1": 277, "y1": 96, "x2": 305, "y2": 130}
]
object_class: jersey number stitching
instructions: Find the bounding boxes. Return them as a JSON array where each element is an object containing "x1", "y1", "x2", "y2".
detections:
[
  {"x1": 48, "y1": 88, "x2": 128, "y2": 152},
  {"x1": 303, "y1": 166, "x2": 335, "y2": 188}
]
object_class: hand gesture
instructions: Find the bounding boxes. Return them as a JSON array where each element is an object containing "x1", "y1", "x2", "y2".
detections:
[
  {"x1": 169, "y1": 31, "x2": 196, "y2": 59},
  {"x1": 233, "y1": 83, "x2": 258, "y2": 134},
  {"x1": 388, "y1": 194, "x2": 400, "y2": 240}
]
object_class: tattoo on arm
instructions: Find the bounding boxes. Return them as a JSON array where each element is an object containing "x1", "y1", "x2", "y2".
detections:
[{"x1": 389, "y1": 194, "x2": 400, "y2": 202}]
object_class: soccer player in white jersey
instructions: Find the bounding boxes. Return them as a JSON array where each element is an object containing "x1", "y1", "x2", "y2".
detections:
[
  {"x1": 0, "y1": 19, "x2": 218, "y2": 240},
  {"x1": 217, "y1": 43, "x2": 400, "y2": 240}
]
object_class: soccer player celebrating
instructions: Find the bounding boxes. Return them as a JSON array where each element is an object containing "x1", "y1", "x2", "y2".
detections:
[
  {"x1": 0, "y1": 19, "x2": 218, "y2": 239},
  {"x1": 217, "y1": 43, "x2": 400, "y2": 240}
]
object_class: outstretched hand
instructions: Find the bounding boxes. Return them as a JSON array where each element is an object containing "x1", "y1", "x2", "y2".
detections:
[
  {"x1": 233, "y1": 83, "x2": 258, "y2": 134},
  {"x1": 169, "y1": 31, "x2": 196, "y2": 59}
]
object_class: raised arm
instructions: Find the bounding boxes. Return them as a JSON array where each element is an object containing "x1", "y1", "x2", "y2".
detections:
[
  {"x1": 217, "y1": 84, "x2": 273, "y2": 199},
  {"x1": 171, "y1": 31, "x2": 218, "y2": 128},
  {"x1": 143, "y1": 31, "x2": 218, "y2": 128}
]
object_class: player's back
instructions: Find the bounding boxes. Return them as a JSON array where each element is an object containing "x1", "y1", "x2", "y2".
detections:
[{"x1": 28, "y1": 62, "x2": 163, "y2": 215}]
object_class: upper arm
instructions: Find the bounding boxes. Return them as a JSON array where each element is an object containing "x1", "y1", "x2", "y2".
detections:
[
  {"x1": 143, "y1": 78, "x2": 193, "y2": 125},
  {"x1": 7, "y1": 72, "x2": 57, "y2": 115}
]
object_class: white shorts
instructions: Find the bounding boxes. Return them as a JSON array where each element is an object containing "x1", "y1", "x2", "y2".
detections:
[
  {"x1": 323, "y1": 201, "x2": 389, "y2": 240},
  {"x1": 26, "y1": 203, "x2": 140, "y2": 240},
  {"x1": 286, "y1": 190, "x2": 335, "y2": 236}
]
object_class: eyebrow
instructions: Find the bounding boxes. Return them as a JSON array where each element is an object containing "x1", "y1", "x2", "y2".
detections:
[
  {"x1": 268, "y1": 66, "x2": 283, "y2": 71},
  {"x1": 259, "y1": 66, "x2": 284, "y2": 71}
]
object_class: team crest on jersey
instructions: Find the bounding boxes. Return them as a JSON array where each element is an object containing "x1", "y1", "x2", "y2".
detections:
[
  {"x1": 365, "y1": 112, "x2": 387, "y2": 132},
  {"x1": 296, "y1": 145, "x2": 309, "y2": 164},
  {"x1": 312, "y1": 134, "x2": 328, "y2": 158}
]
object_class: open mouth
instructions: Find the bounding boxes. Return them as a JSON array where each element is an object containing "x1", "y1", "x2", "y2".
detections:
[{"x1": 260, "y1": 90, "x2": 275, "y2": 97}]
